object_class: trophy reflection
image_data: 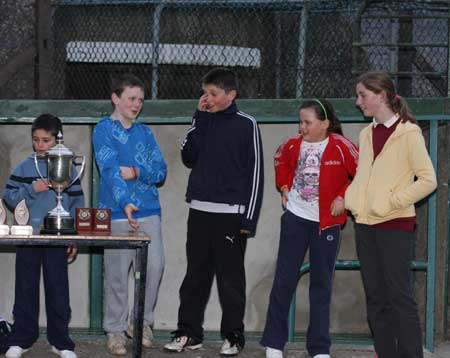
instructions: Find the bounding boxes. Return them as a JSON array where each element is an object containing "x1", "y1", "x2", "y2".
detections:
[
  {"x1": 34, "y1": 132, "x2": 85, "y2": 234},
  {"x1": 0, "y1": 199, "x2": 9, "y2": 236}
]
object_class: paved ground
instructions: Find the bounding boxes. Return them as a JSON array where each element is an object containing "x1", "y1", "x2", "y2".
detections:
[{"x1": 5, "y1": 338, "x2": 450, "y2": 358}]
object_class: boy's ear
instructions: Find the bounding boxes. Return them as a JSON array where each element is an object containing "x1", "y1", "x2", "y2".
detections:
[
  {"x1": 111, "y1": 93, "x2": 120, "y2": 105},
  {"x1": 228, "y1": 89, "x2": 237, "y2": 101}
]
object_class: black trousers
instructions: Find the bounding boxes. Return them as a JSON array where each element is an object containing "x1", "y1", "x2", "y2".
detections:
[
  {"x1": 355, "y1": 224, "x2": 423, "y2": 358},
  {"x1": 177, "y1": 209, "x2": 247, "y2": 342}
]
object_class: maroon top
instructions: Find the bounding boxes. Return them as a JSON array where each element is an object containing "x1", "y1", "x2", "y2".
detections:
[{"x1": 372, "y1": 119, "x2": 415, "y2": 232}]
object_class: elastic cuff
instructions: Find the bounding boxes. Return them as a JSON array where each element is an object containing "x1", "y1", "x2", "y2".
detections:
[{"x1": 133, "y1": 166, "x2": 139, "y2": 179}]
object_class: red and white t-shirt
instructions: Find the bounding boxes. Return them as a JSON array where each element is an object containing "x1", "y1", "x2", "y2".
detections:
[{"x1": 287, "y1": 137, "x2": 329, "y2": 222}]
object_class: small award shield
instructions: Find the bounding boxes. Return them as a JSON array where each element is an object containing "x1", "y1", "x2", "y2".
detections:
[
  {"x1": 10, "y1": 199, "x2": 33, "y2": 235},
  {"x1": 76, "y1": 208, "x2": 94, "y2": 232},
  {"x1": 93, "y1": 208, "x2": 111, "y2": 232},
  {"x1": 0, "y1": 199, "x2": 9, "y2": 236}
]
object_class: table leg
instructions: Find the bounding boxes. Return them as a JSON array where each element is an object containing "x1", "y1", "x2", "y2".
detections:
[{"x1": 132, "y1": 243, "x2": 148, "y2": 358}]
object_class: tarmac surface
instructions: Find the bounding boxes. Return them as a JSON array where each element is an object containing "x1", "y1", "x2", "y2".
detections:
[{"x1": 5, "y1": 338, "x2": 450, "y2": 358}]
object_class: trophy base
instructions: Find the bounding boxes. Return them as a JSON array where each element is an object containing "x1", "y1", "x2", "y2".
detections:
[
  {"x1": 40, "y1": 227, "x2": 78, "y2": 235},
  {"x1": 42, "y1": 216, "x2": 77, "y2": 235},
  {"x1": 11, "y1": 225, "x2": 33, "y2": 236},
  {"x1": 0, "y1": 224, "x2": 10, "y2": 236}
]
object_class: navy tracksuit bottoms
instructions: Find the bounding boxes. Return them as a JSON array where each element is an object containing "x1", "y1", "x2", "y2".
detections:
[
  {"x1": 260, "y1": 211, "x2": 341, "y2": 356},
  {"x1": 4, "y1": 247, "x2": 74, "y2": 351}
]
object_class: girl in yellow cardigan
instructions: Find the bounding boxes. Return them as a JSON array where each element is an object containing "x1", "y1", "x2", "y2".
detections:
[{"x1": 345, "y1": 70, "x2": 436, "y2": 358}]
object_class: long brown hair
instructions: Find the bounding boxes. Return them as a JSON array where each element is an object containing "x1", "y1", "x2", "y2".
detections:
[
  {"x1": 356, "y1": 70, "x2": 418, "y2": 124},
  {"x1": 300, "y1": 98, "x2": 343, "y2": 135}
]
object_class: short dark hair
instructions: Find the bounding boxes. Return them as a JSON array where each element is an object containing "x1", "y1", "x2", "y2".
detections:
[
  {"x1": 111, "y1": 74, "x2": 144, "y2": 97},
  {"x1": 201, "y1": 68, "x2": 238, "y2": 93},
  {"x1": 31, "y1": 113, "x2": 63, "y2": 138}
]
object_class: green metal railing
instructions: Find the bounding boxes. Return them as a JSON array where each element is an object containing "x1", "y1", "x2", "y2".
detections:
[
  {"x1": 288, "y1": 260, "x2": 429, "y2": 345},
  {"x1": 0, "y1": 98, "x2": 448, "y2": 350}
]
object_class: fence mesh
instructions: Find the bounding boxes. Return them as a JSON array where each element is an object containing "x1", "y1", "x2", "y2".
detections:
[{"x1": 46, "y1": 0, "x2": 449, "y2": 99}]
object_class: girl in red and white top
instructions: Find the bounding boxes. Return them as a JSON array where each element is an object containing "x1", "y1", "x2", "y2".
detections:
[{"x1": 260, "y1": 99, "x2": 358, "y2": 358}]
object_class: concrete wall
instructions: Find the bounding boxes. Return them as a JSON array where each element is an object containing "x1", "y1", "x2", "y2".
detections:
[{"x1": 0, "y1": 121, "x2": 373, "y2": 334}]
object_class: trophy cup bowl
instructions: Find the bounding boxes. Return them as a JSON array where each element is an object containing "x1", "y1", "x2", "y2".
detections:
[{"x1": 35, "y1": 132, "x2": 85, "y2": 234}]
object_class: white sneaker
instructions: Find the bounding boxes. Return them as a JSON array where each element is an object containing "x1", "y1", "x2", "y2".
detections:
[
  {"x1": 5, "y1": 346, "x2": 29, "y2": 358},
  {"x1": 107, "y1": 332, "x2": 127, "y2": 356},
  {"x1": 51, "y1": 346, "x2": 77, "y2": 358},
  {"x1": 220, "y1": 339, "x2": 241, "y2": 356},
  {"x1": 127, "y1": 325, "x2": 154, "y2": 348},
  {"x1": 266, "y1": 347, "x2": 283, "y2": 358},
  {"x1": 313, "y1": 355, "x2": 331, "y2": 358},
  {"x1": 164, "y1": 335, "x2": 203, "y2": 352}
]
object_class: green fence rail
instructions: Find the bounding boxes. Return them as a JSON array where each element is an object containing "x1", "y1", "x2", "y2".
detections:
[
  {"x1": 288, "y1": 259, "x2": 430, "y2": 347},
  {"x1": 0, "y1": 98, "x2": 448, "y2": 351}
]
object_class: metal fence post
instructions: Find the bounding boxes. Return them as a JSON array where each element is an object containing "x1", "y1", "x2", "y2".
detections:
[
  {"x1": 295, "y1": 1, "x2": 310, "y2": 98},
  {"x1": 89, "y1": 126, "x2": 103, "y2": 331},
  {"x1": 426, "y1": 120, "x2": 438, "y2": 351},
  {"x1": 151, "y1": 2, "x2": 166, "y2": 100}
]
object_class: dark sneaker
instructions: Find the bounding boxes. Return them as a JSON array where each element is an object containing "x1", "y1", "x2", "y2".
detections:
[
  {"x1": 220, "y1": 333, "x2": 244, "y2": 356},
  {"x1": 164, "y1": 335, "x2": 202, "y2": 352},
  {"x1": 0, "y1": 320, "x2": 11, "y2": 338}
]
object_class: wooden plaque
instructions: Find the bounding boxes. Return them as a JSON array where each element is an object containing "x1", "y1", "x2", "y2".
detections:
[
  {"x1": 94, "y1": 208, "x2": 111, "y2": 232},
  {"x1": 76, "y1": 208, "x2": 94, "y2": 232}
]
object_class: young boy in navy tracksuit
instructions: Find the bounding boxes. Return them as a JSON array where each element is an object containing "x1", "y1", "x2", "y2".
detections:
[
  {"x1": 164, "y1": 68, "x2": 264, "y2": 356},
  {"x1": 2, "y1": 114, "x2": 84, "y2": 358}
]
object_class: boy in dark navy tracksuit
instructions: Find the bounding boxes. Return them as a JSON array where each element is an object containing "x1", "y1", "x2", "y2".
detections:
[
  {"x1": 164, "y1": 68, "x2": 264, "y2": 356},
  {"x1": 2, "y1": 114, "x2": 84, "y2": 358}
]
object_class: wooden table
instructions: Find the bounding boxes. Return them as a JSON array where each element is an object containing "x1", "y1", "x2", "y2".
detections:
[{"x1": 0, "y1": 231, "x2": 150, "y2": 358}]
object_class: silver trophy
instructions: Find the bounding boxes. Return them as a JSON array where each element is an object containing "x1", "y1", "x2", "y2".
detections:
[{"x1": 34, "y1": 131, "x2": 85, "y2": 234}]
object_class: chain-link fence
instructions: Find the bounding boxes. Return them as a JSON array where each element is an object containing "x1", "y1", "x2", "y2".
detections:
[{"x1": 46, "y1": 0, "x2": 449, "y2": 99}]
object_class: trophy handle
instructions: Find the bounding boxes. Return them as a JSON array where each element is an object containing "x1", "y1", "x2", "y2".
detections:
[
  {"x1": 69, "y1": 155, "x2": 86, "y2": 186},
  {"x1": 34, "y1": 154, "x2": 48, "y2": 183}
]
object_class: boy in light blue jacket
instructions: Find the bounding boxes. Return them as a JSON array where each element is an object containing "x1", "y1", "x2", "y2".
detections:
[{"x1": 93, "y1": 74, "x2": 167, "y2": 356}]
